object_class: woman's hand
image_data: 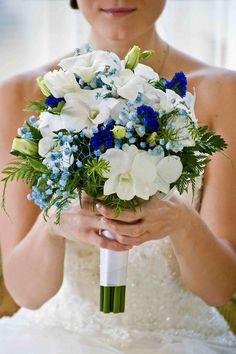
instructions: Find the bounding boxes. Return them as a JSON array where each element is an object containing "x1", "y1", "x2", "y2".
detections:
[
  {"x1": 48, "y1": 193, "x2": 133, "y2": 252},
  {"x1": 96, "y1": 194, "x2": 190, "y2": 246}
]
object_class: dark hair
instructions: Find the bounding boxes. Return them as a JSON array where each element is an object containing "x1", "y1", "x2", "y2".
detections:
[{"x1": 70, "y1": 0, "x2": 79, "y2": 9}]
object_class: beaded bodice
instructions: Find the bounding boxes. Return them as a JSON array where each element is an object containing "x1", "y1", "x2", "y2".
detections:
[{"x1": 13, "y1": 177, "x2": 236, "y2": 348}]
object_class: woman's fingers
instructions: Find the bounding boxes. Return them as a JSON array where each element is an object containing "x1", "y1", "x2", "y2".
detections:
[
  {"x1": 112, "y1": 232, "x2": 145, "y2": 246},
  {"x1": 101, "y1": 218, "x2": 146, "y2": 237},
  {"x1": 96, "y1": 203, "x2": 143, "y2": 223},
  {"x1": 66, "y1": 196, "x2": 99, "y2": 216},
  {"x1": 88, "y1": 231, "x2": 133, "y2": 251}
]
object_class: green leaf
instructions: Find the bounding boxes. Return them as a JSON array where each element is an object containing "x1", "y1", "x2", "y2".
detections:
[
  {"x1": 50, "y1": 100, "x2": 65, "y2": 114},
  {"x1": 26, "y1": 121, "x2": 42, "y2": 140},
  {"x1": 102, "y1": 194, "x2": 143, "y2": 217},
  {"x1": 83, "y1": 158, "x2": 110, "y2": 197},
  {"x1": 1, "y1": 158, "x2": 39, "y2": 212},
  {"x1": 25, "y1": 100, "x2": 48, "y2": 112},
  {"x1": 27, "y1": 158, "x2": 49, "y2": 173},
  {"x1": 195, "y1": 126, "x2": 227, "y2": 155},
  {"x1": 149, "y1": 79, "x2": 166, "y2": 91}
]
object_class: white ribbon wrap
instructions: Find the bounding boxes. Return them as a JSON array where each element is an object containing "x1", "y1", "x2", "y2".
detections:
[
  {"x1": 100, "y1": 230, "x2": 129, "y2": 287},
  {"x1": 99, "y1": 188, "x2": 177, "y2": 287}
]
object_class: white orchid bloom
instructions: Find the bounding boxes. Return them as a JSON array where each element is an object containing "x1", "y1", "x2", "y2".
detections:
[
  {"x1": 59, "y1": 50, "x2": 122, "y2": 83},
  {"x1": 44, "y1": 69, "x2": 79, "y2": 98},
  {"x1": 100, "y1": 145, "x2": 161, "y2": 200},
  {"x1": 140, "y1": 82, "x2": 161, "y2": 102},
  {"x1": 37, "y1": 112, "x2": 74, "y2": 167},
  {"x1": 37, "y1": 112, "x2": 64, "y2": 138},
  {"x1": 38, "y1": 136, "x2": 54, "y2": 157},
  {"x1": 38, "y1": 136, "x2": 74, "y2": 168},
  {"x1": 185, "y1": 90, "x2": 197, "y2": 124},
  {"x1": 61, "y1": 88, "x2": 119, "y2": 131},
  {"x1": 155, "y1": 156, "x2": 183, "y2": 194},
  {"x1": 168, "y1": 114, "x2": 196, "y2": 147},
  {"x1": 134, "y1": 63, "x2": 159, "y2": 81},
  {"x1": 102, "y1": 69, "x2": 146, "y2": 101},
  {"x1": 155, "y1": 89, "x2": 183, "y2": 114}
]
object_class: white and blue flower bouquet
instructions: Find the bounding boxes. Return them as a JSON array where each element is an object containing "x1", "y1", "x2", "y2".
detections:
[{"x1": 1, "y1": 45, "x2": 227, "y2": 313}]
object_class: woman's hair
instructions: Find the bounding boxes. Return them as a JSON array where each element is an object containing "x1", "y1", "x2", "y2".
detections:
[{"x1": 70, "y1": 0, "x2": 79, "y2": 9}]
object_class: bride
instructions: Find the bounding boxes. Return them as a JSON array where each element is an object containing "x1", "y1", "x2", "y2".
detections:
[{"x1": 0, "y1": 0, "x2": 236, "y2": 353}]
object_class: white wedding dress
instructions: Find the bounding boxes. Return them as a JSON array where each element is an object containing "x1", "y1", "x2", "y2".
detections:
[{"x1": 0, "y1": 178, "x2": 236, "y2": 354}]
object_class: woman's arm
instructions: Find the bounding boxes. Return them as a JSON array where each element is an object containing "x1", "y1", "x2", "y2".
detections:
[
  {"x1": 0, "y1": 76, "x2": 66, "y2": 309},
  {"x1": 168, "y1": 73, "x2": 236, "y2": 306},
  {"x1": 0, "y1": 74, "x2": 131, "y2": 310}
]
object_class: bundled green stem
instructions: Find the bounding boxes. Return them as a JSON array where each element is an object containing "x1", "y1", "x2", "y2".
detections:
[{"x1": 100, "y1": 286, "x2": 126, "y2": 313}]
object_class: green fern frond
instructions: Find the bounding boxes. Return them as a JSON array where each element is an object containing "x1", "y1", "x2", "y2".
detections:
[
  {"x1": 102, "y1": 194, "x2": 143, "y2": 217},
  {"x1": 195, "y1": 126, "x2": 227, "y2": 155},
  {"x1": 1, "y1": 158, "x2": 38, "y2": 211}
]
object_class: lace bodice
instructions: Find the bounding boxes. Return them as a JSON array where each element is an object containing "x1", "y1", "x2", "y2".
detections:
[{"x1": 12, "y1": 177, "x2": 236, "y2": 349}]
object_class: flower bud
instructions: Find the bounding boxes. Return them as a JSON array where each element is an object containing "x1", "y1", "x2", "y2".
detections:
[
  {"x1": 36, "y1": 76, "x2": 51, "y2": 97},
  {"x1": 125, "y1": 46, "x2": 141, "y2": 71},
  {"x1": 112, "y1": 126, "x2": 126, "y2": 139},
  {"x1": 139, "y1": 50, "x2": 155, "y2": 61},
  {"x1": 11, "y1": 138, "x2": 38, "y2": 157},
  {"x1": 146, "y1": 132, "x2": 158, "y2": 143}
]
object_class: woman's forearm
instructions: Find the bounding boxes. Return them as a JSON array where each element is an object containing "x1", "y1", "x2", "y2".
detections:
[
  {"x1": 170, "y1": 202, "x2": 236, "y2": 307},
  {"x1": 3, "y1": 213, "x2": 66, "y2": 310}
]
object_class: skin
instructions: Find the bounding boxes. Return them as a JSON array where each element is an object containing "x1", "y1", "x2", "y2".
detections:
[{"x1": 0, "y1": 0, "x2": 236, "y2": 309}]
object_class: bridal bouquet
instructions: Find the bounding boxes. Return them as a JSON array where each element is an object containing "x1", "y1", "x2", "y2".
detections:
[{"x1": 1, "y1": 45, "x2": 227, "y2": 313}]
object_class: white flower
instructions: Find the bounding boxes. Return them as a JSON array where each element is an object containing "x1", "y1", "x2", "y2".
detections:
[
  {"x1": 37, "y1": 112, "x2": 64, "y2": 138},
  {"x1": 140, "y1": 82, "x2": 161, "y2": 102},
  {"x1": 61, "y1": 88, "x2": 119, "y2": 131},
  {"x1": 155, "y1": 156, "x2": 183, "y2": 194},
  {"x1": 38, "y1": 136, "x2": 74, "y2": 168},
  {"x1": 59, "y1": 50, "x2": 122, "y2": 83},
  {"x1": 167, "y1": 114, "x2": 196, "y2": 147},
  {"x1": 38, "y1": 136, "x2": 54, "y2": 157},
  {"x1": 185, "y1": 90, "x2": 198, "y2": 124},
  {"x1": 134, "y1": 63, "x2": 159, "y2": 81},
  {"x1": 100, "y1": 145, "x2": 160, "y2": 200},
  {"x1": 101, "y1": 69, "x2": 145, "y2": 101},
  {"x1": 37, "y1": 112, "x2": 74, "y2": 167},
  {"x1": 44, "y1": 69, "x2": 79, "y2": 98},
  {"x1": 155, "y1": 89, "x2": 183, "y2": 113}
]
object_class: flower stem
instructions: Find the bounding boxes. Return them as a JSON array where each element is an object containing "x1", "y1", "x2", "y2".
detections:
[
  {"x1": 103, "y1": 286, "x2": 111, "y2": 313},
  {"x1": 100, "y1": 286, "x2": 126, "y2": 313},
  {"x1": 113, "y1": 287, "x2": 121, "y2": 313},
  {"x1": 100, "y1": 286, "x2": 104, "y2": 311},
  {"x1": 120, "y1": 286, "x2": 126, "y2": 312}
]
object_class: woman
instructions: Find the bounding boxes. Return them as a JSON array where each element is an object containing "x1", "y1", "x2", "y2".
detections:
[{"x1": 0, "y1": 0, "x2": 236, "y2": 353}]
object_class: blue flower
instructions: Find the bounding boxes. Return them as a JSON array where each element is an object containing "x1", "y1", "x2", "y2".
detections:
[
  {"x1": 29, "y1": 116, "x2": 36, "y2": 124},
  {"x1": 137, "y1": 105, "x2": 159, "y2": 133},
  {"x1": 45, "y1": 95, "x2": 65, "y2": 108},
  {"x1": 76, "y1": 159, "x2": 83, "y2": 168},
  {"x1": 162, "y1": 72, "x2": 187, "y2": 97},
  {"x1": 91, "y1": 125, "x2": 114, "y2": 151}
]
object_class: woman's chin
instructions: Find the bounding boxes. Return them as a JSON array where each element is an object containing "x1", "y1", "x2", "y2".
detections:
[{"x1": 99, "y1": 28, "x2": 137, "y2": 42}]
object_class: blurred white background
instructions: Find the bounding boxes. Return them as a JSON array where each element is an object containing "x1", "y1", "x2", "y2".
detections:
[{"x1": 0, "y1": 0, "x2": 235, "y2": 80}]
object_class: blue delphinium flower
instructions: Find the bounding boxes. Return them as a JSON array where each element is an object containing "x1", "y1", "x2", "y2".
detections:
[
  {"x1": 45, "y1": 95, "x2": 65, "y2": 108},
  {"x1": 162, "y1": 71, "x2": 187, "y2": 97},
  {"x1": 137, "y1": 105, "x2": 159, "y2": 133},
  {"x1": 91, "y1": 123, "x2": 114, "y2": 151}
]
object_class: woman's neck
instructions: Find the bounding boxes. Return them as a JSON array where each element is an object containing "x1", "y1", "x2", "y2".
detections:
[{"x1": 88, "y1": 27, "x2": 169, "y2": 74}]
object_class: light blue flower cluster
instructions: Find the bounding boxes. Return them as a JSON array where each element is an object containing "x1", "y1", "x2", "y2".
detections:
[{"x1": 17, "y1": 116, "x2": 37, "y2": 140}]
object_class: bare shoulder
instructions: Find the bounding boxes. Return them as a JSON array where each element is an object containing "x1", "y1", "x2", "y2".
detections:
[
  {"x1": 0, "y1": 56, "x2": 62, "y2": 105},
  {"x1": 187, "y1": 63, "x2": 236, "y2": 129},
  {"x1": 175, "y1": 55, "x2": 236, "y2": 243},
  {"x1": 0, "y1": 56, "x2": 67, "y2": 152},
  {"x1": 0, "y1": 60, "x2": 60, "y2": 256}
]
